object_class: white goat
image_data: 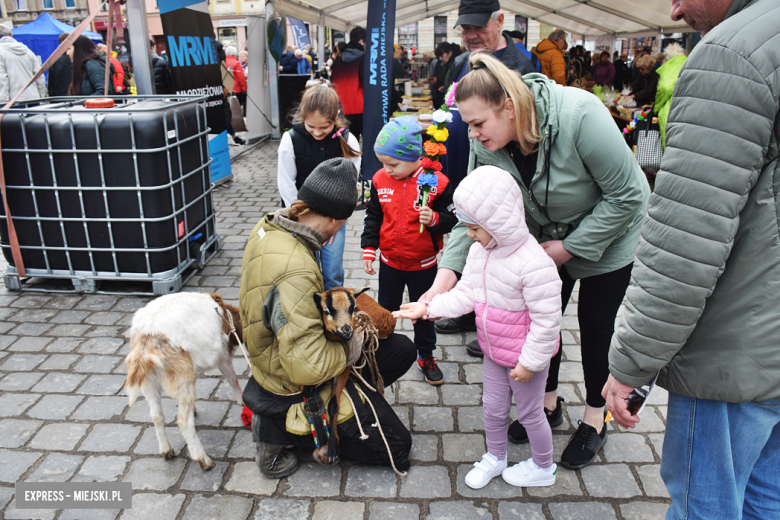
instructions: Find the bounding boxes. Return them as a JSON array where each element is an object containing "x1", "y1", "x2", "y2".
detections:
[{"x1": 125, "y1": 292, "x2": 244, "y2": 470}]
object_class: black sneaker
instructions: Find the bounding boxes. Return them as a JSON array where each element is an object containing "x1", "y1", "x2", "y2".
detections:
[
  {"x1": 233, "y1": 136, "x2": 246, "y2": 145},
  {"x1": 508, "y1": 396, "x2": 565, "y2": 444},
  {"x1": 256, "y1": 440, "x2": 299, "y2": 478},
  {"x1": 434, "y1": 312, "x2": 477, "y2": 334},
  {"x1": 418, "y1": 354, "x2": 444, "y2": 385},
  {"x1": 466, "y1": 339, "x2": 483, "y2": 358},
  {"x1": 560, "y1": 420, "x2": 608, "y2": 470}
]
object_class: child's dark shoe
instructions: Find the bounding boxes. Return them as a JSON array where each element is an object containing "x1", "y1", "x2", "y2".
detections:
[{"x1": 417, "y1": 354, "x2": 444, "y2": 385}]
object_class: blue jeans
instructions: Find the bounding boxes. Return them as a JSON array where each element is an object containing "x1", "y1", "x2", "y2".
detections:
[
  {"x1": 662, "y1": 392, "x2": 780, "y2": 520},
  {"x1": 318, "y1": 223, "x2": 346, "y2": 290}
]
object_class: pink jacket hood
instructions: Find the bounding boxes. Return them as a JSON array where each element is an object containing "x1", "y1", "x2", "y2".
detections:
[{"x1": 453, "y1": 165, "x2": 529, "y2": 254}]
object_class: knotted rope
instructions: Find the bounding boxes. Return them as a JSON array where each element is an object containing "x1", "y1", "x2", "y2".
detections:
[{"x1": 351, "y1": 310, "x2": 384, "y2": 395}]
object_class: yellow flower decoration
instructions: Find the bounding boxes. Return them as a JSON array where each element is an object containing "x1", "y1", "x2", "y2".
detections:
[
  {"x1": 426, "y1": 125, "x2": 437, "y2": 137},
  {"x1": 432, "y1": 127, "x2": 449, "y2": 142}
]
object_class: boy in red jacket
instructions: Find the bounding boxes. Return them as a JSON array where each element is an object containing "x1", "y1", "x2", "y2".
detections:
[{"x1": 361, "y1": 117, "x2": 457, "y2": 384}]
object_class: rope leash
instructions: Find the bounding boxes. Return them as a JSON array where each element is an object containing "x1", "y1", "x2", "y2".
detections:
[{"x1": 354, "y1": 383, "x2": 408, "y2": 477}]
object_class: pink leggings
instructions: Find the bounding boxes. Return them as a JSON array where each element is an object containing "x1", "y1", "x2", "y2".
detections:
[{"x1": 482, "y1": 356, "x2": 553, "y2": 468}]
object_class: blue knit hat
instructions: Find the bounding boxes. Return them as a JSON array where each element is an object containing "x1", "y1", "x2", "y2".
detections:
[{"x1": 374, "y1": 116, "x2": 423, "y2": 162}]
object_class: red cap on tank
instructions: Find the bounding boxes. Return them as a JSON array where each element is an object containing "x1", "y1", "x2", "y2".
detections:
[{"x1": 84, "y1": 98, "x2": 115, "y2": 108}]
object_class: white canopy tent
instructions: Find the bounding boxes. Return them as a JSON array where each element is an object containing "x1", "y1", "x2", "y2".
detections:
[{"x1": 272, "y1": 0, "x2": 693, "y2": 40}]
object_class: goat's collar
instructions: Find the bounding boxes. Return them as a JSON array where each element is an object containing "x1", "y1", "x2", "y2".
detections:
[{"x1": 271, "y1": 209, "x2": 325, "y2": 253}]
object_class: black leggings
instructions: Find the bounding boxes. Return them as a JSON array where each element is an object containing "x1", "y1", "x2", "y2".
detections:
[{"x1": 546, "y1": 263, "x2": 633, "y2": 408}]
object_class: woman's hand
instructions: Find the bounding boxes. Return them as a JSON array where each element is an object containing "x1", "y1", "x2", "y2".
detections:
[
  {"x1": 419, "y1": 206, "x2": 434, "y2": 227},
  {"x1": 541, "y1": 240, "x2": 573, "y2": 267},
  {"x1": 510, "y1": 361, "x2": 534, "y2": 382}
]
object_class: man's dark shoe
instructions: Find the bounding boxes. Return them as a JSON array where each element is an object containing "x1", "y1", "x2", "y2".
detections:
[
  {"x1": 560, "y1": 420, "x2": 608, "y2": 470},
  {"x1": 418, "y1": 354, "x2": 444, "y2": 385},
  {"x1": 466, "y1": 339, "x2": 483, "y2": 357},
  {"x1": 256, "y1": 441, "x2": 299, "y2": 478},
  {"x1": 434, "y1": 312, "x2": 477, "y2": 334},
  {"x1": 508, "y1": 396, "x2": 565, "y2": 444},
  {"x1": 233, "y1": 136, "x2": 246, "y2": 145}
]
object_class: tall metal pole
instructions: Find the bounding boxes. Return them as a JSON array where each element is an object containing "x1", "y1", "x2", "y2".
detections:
[
  {"x1": 317, "y1": 13, "x2": 325, "y2": 75},
  {"x1": 246, "y1": 15, "x2": 272, "y2": 141},
  {"x1": 125, "y1": 0, "x2": 155, "y2": 95},
  {"x1": 265, "y1": 1, "x2": 280, "y2": 139}
]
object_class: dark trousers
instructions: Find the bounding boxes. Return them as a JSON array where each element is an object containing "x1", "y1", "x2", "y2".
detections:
[
  {"x1": 235, "y1": 92, "x2": 247, "y2": 116},
  {"x1": 546, "y1": 263, "x2": 633, "y2": 408},
  {"x1": 345, "y1": 113, "x2": 363, "y2": 143},
  {"x1": 378, "y1": 261, "x2": 437, "y2": 354}
]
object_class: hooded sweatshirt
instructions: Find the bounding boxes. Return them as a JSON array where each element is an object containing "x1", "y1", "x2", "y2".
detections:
[
  {"x1": 532, "y1": 38, "x2": 566, "y2": 86},
  {"x1": 330, "y1": 42, "x2": 365, "y2": 115},
  {"x1": 0, "y1": 36, "x2": 46, "y2": 105},
  {"x1": 427, "y1": 166, "x2": 562, "y2": 372}
]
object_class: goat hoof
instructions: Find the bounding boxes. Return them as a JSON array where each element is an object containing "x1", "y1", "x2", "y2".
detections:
[
  {"x1": 312, "y1": 447, "x2": 330, "y2": 467},
  {"x1": 199, "y1": 458, "x2": 215, "y2": 471},
  {"x1": 161, "y1": 449, "x2": 176, "y2": 460}
]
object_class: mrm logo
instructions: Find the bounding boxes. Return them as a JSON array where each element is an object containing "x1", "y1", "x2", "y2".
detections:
[
  {"x1": 167, "y1": 36, "x2": 217, "y2": 67},
  {"x1": 368, "y1": 28, "x2": 379, "y2": 85}
]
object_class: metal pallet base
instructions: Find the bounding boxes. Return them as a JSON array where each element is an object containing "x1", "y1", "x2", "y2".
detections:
[{"x1": 3, "y1": 235, "x2": 222, "y2": 296}]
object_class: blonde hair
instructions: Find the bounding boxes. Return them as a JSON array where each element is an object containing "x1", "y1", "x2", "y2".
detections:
[
  {"x1": 635, "y1": 55, "x2": 655, "y2": 71},
  {"x1": 454, "y1": 51, "x2": 541, "y2": 155},
  {"x1": 663, "y1": 43, "x2": 687, "y2": 60},
  {"x1": 292, "y1": 85, "x2": 361, "y2": 159}
]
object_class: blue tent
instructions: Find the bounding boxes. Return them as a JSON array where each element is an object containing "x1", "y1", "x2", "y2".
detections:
[{"x1": 12, "y1": 13, "x2": 103, "y2": 64}]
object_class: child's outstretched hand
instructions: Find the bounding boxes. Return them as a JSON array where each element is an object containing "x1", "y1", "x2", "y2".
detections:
[
  {"x1": 510, "y1": 361, "x2": 534, "y2": 382},
  {"x1": 418, "y1": 206, "x2": 434, "y2": 227},
  {"x1": 363, "y1": 259, "x2": 375, "y2": 275},
  {"x1": 392, "y1": 302, "x2": 427, "y2": 321}
]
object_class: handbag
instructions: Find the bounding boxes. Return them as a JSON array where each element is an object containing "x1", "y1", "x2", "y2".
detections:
[
  {"x1": 634, "y1": 112, "x2": 664, "y2": 185},
  {"x1": 229, "y1": 95, "x2": 247, "y2": 132}
]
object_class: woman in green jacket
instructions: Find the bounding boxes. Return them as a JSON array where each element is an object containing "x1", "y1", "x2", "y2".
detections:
[
  {"x1": 653, "y1": 43, "x2": 687, "y2": 148},
  {"x1": 422, "y1": 52, "x2": 649, "y2": 470},
  {"x1": 67, "y1": 35, "x2": 115, "y2": 96}
]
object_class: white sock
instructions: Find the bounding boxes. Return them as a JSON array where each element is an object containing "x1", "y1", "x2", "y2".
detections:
[{"x1": 485, "y1": 452, "x2": 506, "y2": 464}]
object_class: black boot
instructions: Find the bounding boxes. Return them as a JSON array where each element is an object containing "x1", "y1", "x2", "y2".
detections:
[
  {"x1": 434, "y1": 312, "x2": 477, "y2": 334},
  {"x1": 466, "y1": 339, "x2": 483, "y2": 358},
  {"x1": 508, "y1": 397, "x2": 565, "y2": 444},
  {"x1": 252, "y1": 414, "x2": 298, "y2": 478}
]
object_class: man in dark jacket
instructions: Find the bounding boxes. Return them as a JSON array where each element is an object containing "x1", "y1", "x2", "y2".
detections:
[
  {"x1": 330, "y1": 27, "x2": 366, "y2": 142},
  {"x1": 47, "y1": 32, "x2": 71, "y2": 97},
  {"x1": 612, "y1": 53, "x2": 629, "y2": 91},
  {"x1": 278, "y1": 47, "x2": 297, "y2": 74},
  {"x1": 604, "y1": 0, "x2": 780, "y2": 517},
  {"x1": 150, "y1": 41, "x2": 174, "y2": 94}
]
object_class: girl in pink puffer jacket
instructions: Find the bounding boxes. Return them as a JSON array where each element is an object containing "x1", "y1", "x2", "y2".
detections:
[{"x1": 394, "y1": 165, "x2": 562, "y2": 490}]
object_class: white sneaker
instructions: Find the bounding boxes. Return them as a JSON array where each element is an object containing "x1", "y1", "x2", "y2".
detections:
[
  {"x1": 464, "y1": 453, "x2": 508, "y2": 489},
  {"x1": 502, "y1": 458, "x2": 557, "y2": 487}
]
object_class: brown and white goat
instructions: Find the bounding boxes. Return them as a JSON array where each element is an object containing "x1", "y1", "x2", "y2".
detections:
[
  {"x1": 125, "y1": 292, "x2": 243, "y2": 470},
  {"x1": 312, "y1": 287, "x2": 396, "y2": 465}
]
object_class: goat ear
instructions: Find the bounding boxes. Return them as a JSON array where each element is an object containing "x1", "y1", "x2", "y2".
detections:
[
  {"x1": 313, "y1": 292, "x2": 322, "y2": 309},
  {"x1": 209, "y1": 293, "x2": 224, "y2": 305},
  {"x1": 354, "y1": 287, "x2": 370, "y2": 297}
]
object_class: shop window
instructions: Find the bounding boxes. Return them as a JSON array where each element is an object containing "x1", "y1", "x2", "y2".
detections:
[
  {"x1": 16, "y1": 0, "x2": 27, "y2": 10},
  {"x1": 434, "y1": 16, "x2": 447, "y2": 46},
  {"x1": 66, "y1": 0, "x2": 75, "y2": 7}
]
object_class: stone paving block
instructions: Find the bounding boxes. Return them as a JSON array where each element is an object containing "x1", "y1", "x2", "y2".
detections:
[
  {"x1": 11, "y1": 295, "x2": 52, "y2": 308},
  {"x1": 369, "y1": 502, "x2": 420, "y2": 520},
  {"x1": 427, "y1": 501, "x2": 490, "y2": 519},
  {"x1": 72, "y1": 455, "x2": 131, "y2": 482},
  {"x1": 556, "y1": 383, "x2": 581, "y2": 404},
  {"x1": 620, "y1": 502, "x2": 669, "y2": 520},
  {"x1": 457, "y1": 406, "x2": 484, "y2": 432},
  {"x1": 0, "y1": 393, "x2": 40, "y2": 418},
  {"x1": 195, "y1": 377, "x2": 221, "y2": 399},
  {"x1": 7, "y1": 337, "x2": 53, "y2": 352},
  {"x1": 78, "y1": 338, "x2": 125, "y2": 355},
  {"x1": 180, "y1": 460, "x2": 228, "y2": 492},
  {"x1": 548, "y1": 502, "x2": 618, "y2": 520},
  {"x1": 26, "y1": 394, "x2": 84, "y2": 420},
  {"x1": 73, "y1": 355, "x2": 122, "y2": 374},
  {"x1": 581, "y1": 463, "x2": 642, "y2": 497},
  {"x1": 0, "y1": 353, "x2": 47, "y2": 371},
  {"x1": 0, "y1": 418, "x2": 43, "y2": 448},
  {"x1": 125, "y1": 397, "x2": 178, "y2": 425},
  {"x1": 397, "y1": 381, "x2": 439, "y2": 404},
  {"x1": 442, "y1": 384, "x2": 482, "y2": 406},
  {"x1": 0, "y1": 323, "x2": 13, "y2": 334},
  {"x1": 526, "y1": 465, "x2": 583, "y2": 497},
  {"x1": 44, "y1": 337, "x2": 85, "y2": 352},
  {"x1": 637, "y1": 464, "x2": 669, "y2": 497},
  {"x1": 71, "y1": 396, "x2": 128, "y2": 421},
  {"x1": 311, "y1": 501, "x2": 365, "y2": 520},
  {"x1": 508, "y1": 435, "x2": 571, "y2": 467},
  {"x1": 602, "y1": 433, "x2": 655, "y2": 463},
  {"x1": 284, "y1": 462, "x2": 342, "y2": 497},
  {"x1": 193, "y1": 400, "x2": 230, "y2": 426},
  {"x1": 74, "y1": 296, "x2": 118, "y2": 311},
  {"x1": 562, "y1": 345, "x2": 581, "y2": 362},
  {"x1": 75, "y1": 375, "x2": 127, "y2": 395},
  {"x1": 212, "y1": 378, "x2": 247, "y2": 401},
  {"x1": 344, "y1": 465, "x2": 397, "y2": 498},
  {"x1": 498, "y1": 502, "x2": 546, "y2": 520},
  {"x1": 50, "y1": 310, "x2": 92, "y2": 323},
  {"x1": 120, "y1": 493, "x2": 186, "y2": 520},
  {"x1": 59, "y1": 508, "x2": 119, "y2": 520},
  {"x1": 558, "y1": 361, "x2": 585, "y2": 382},
  {"x1": 228, "y1": 430, "x2": 254, "y2": 459},
  {"x1": 38, "y1": 354, "x2": 79, "y2": 370},
  {"x1": 224, "y1": 460, "x2": 279, "y2": 495},
  {"x1": 656, "y1": 406, "x2": 667, "y2": 419},
  {"x1": 222, "y1": 403, "x2": 246, "y2": 427},
  {"x1": 85, "y1": 312, "x2": 124, "y2": 325},
  {"x1": 0, "y1": 449, "x2": 43, "y2": 483},
  {"x1": 647, "y1": 385, "x2": 669, "y2": 406},
  {"x1": 463, "y1": 363, "x2": 483, "y2": 384},
  {"x1": 400, "y1": 465, "x2": 450, "y2": 498},
  {"x1": 29, "y1": 423, "x2": 89, "y2": 451},
  {"x1": 442, "y1": 433, "x2": 486, "y2": 462},
  {"x1": 47, "y1": 324, "x2": 92, "y2": 337},
  {"x1": 454, "y1": 464, "x2": 523, "y2": 499},
  {"x1": 649, "y1": 433, "x2": 665, "y2": 459},
  {"x1": 85, "y1": 326, "x2": 124, "y2": 338},
  {"x1": 182, "y1": 494, "x2": 254, "y2": 520},
  {"x1": 617, "y1": 409, "x2": 666, "y2": 433},
  {"x1": 43, "y1": 295, "x2": 82, "y2": 309},
  {"x1": 442, "y1": 346, "x2": 481, "y2": 363},
  {"x1": 8, "y1": 323, "x2": 54, "y2": 336},
  {"x1": 413, "y1": 406, "x2": 453, "y2": 432},
  {"x1": 79, "y1": 424, "x2": 141, "y2": 453},
  {"x1": 255, "y1": 499, "x2": 311, "y2": 520},
  {"x1": 3, "y1": 499, "x2": 56, "y2": 520},
  {"x1": 196, "y1": 429, "x2": 235, "y2": 458},
  {"x1": 123, "y1": 457, "x2": 187, "y2": 490},
  {"x1": 26, "y1": 453, "x2": 83, "y2": 482},
  {"x1": 0, "y1": 486, "x2": 13, "y2": 510},
  {"x1": 31, "y1": 372, "x2": 87, "y2": 393},
  {"x1": 409, "y1": 434, "x2": 439, "y2": 462},
  {"x1": 0, "y1": 372, "x2": 44, "y2": 390},
  {"x1": 113, "y1": 297, "x2": 150, "y2": 312},
  {"x1": 0, "y1": 334, "x2": 17, "y2": 349},
  {"x1": 134, "y1": 426, "x2": 186, "y2": 456}
]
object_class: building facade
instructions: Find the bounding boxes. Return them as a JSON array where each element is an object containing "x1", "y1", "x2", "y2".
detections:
[{"x1": 4, "y1": 0, "x2": 89, "y2": 27}]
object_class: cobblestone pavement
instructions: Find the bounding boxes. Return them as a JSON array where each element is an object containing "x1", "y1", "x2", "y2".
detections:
[{"x1": 0, "y1": 142, "x2": 671, "y2": 520}]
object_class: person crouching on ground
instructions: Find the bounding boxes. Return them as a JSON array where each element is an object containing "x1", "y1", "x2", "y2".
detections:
[
  {"x1": 394, "y1": 165, "x2": 562, "y2": 489},
  {"x1": 240, "y1": 158, "x2": 416, "y2": 478},
  {"x1": 361, "y1": 116, "x2": 457, "y2": 385}
]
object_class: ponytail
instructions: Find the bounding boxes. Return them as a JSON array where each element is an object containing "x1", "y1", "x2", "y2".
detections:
[
  {"x1": 455, "y1": 50, "x2": 541, "y2": 155},
  {"x1": 338, "y1": 134, "x2": 361, "y2": 159},
  {"x1": 287, "y1": 200, "x2": 312, "y2": 222},
  {"x1": 292, "y1": 84, "x2": 362, "y2": 159}
]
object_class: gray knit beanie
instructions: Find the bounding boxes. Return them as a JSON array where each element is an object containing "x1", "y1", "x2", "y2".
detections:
[{"x1": 297, "y1": 158, "x2": 359, "y2": 220}]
